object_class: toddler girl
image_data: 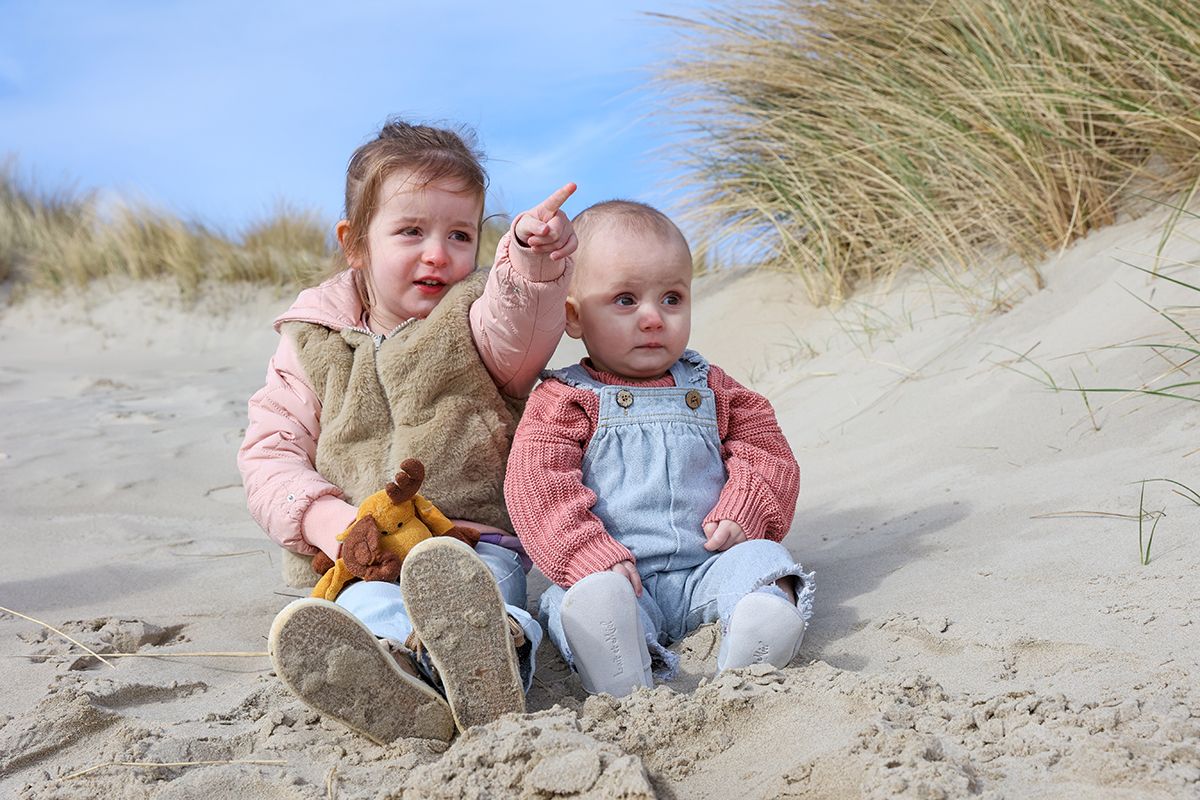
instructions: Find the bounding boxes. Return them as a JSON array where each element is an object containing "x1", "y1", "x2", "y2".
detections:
[
  {"x1": 504, "y1": 200, "x2": 814, "y2": 696},
  {"x1": 238, "y1": 119, "x2": 576, "y2": 742}
]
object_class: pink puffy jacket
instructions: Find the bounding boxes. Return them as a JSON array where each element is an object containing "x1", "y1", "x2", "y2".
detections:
[{"x1": 237, "y1": 225, "x2": 571, "y2": 559}]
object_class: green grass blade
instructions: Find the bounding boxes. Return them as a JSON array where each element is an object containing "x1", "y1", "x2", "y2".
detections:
[{"x1": 1140, "y1": 478, "x2": 1200, "y2": 506}]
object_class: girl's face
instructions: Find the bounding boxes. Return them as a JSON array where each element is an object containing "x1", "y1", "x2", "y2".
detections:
[{"x1": 343, "y1": 170, "x2": 483, "y2": 331}]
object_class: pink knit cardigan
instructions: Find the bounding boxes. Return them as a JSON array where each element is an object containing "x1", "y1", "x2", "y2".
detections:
[{"x1": 504, "y1": 360, "x2": 800, "y2": 587}]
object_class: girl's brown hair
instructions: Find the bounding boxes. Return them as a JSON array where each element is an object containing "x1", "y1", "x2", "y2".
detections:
[{"x1": 338, "y1": 119, "x2": 488, "y2": 279}]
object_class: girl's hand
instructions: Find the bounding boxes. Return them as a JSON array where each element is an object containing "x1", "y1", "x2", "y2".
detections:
[
  {"x1": 609, "y1": 559, "x2": 643, "y2": 597},
  {"x1": 703, "y1": 520, "x2": 747, "y2": 552},
  {"x1": 514, "y1": 183, "x2": 578, "y2": 261}
]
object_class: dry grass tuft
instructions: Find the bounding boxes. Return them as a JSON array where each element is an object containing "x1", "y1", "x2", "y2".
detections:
[
  {"x1": 0, "y1": 165, "x2": 334, "y2": 297},
  {"x1": 0, "y1": 164, "x2": 516, "y2": 298},
  {"x1": 658, "y1": 0, "x2": 1200, "y2": 303}
]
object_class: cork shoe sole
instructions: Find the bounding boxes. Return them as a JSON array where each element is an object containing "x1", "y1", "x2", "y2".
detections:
[
  {"x1": 268, "y1": 598, "x2": 454, "y2": 744},
  {"x1": 400, "y1": 538, "x2": 524, "y2": 732}
]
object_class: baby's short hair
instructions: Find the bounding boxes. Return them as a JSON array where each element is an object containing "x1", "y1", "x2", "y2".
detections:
[{"x1": 572, "y1": 199, "x2": 691, "y2": 257}]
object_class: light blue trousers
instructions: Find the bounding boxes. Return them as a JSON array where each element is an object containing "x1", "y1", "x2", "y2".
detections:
[
  {"x1": 541, "y1": 538, "x2": 814, "y2": 680},
  {"x1": 336, "y1": 541, "x2": 541, "y2": 692}
]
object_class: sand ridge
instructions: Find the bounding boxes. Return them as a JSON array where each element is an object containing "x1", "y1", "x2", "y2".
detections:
[{"x1": 1, "y1": 208, "x2": 1198, "y2": 797}]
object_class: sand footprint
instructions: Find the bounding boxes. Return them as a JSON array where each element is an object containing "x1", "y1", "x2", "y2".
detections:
[{"x1": 18, "y1": 616, "x2": 186, "y2": 671}]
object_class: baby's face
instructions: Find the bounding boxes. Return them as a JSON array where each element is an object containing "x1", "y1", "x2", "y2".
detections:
[{"x1": 566, "y1": 228, "x2": 692, "y2": 380}]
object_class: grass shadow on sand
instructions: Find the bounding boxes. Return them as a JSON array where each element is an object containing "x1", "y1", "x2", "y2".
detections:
[
  {"x1": 1, "y1": 563, "x2": 178, "y2": 618},
  {"x1": 792, "y1": 500, "x2": 970, "y2": 672}
]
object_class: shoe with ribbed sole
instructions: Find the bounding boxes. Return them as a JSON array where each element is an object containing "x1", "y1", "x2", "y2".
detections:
[
  {"x1": 400, "y1": 538, "x2": 524, "y2": 732},
  {"x1": 268, "y1": 597, "x2": 454, "y2": 744}
]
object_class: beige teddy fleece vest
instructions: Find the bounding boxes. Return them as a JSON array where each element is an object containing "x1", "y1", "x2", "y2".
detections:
[{"x1": 282, "y1": 271, "x2": 521, "y2": 531}]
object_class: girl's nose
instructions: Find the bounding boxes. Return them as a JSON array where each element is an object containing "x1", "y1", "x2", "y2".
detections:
[{"x1": 423, "y1": 242, "x2": 449, "y2": 267}]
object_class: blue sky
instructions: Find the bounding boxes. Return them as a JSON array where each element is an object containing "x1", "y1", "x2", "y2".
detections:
[{"x1": 1, "y1": 1, "x2": 711, "y2": 235}]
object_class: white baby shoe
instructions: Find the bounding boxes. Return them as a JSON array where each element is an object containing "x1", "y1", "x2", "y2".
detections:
[
  {"x1": 560, "y1": 572, "x2": 653, "y2": 697},
  {"x1": 717, "y1": 590, "x2": 806, "y2": 672}
]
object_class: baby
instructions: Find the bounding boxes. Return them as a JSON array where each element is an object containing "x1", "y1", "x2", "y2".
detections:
[{"x1": 505, "y1": 200, "x2": 814, "y2": 695}]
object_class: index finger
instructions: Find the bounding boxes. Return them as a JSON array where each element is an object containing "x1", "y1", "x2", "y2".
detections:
[
  {"x1": 534, "y1": 182, "x2": 577, "y2": 221},
  {"x1": 704, "y1": 524, "x2": 730, "y2": 551},
  {"x1": 628, "y1": 566, "x2": 643, "y2": 597}
]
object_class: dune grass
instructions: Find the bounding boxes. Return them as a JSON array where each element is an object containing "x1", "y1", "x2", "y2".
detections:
[
  {"x1": 10, "y1": 2, "x2": 1200, "y2": 304},
  {"x1": 659, "y1": 0, "x2": 1200, "y2": 303},
  {"x1": 0, "y1": 166, "x2": 334, "y2": 296},
  {"x1": 0, "y1": 166, "x2": 512, "y2": 298},
  {"x1": 1136, "y1": 478, "x2": 1199, "y2": 564}
]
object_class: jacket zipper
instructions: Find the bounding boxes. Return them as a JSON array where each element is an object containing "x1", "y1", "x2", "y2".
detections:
[
  {"x1": 345, "y1": 317, "x2": 418, "y2": 385},
  {"x1": 346, "y1": 317, "x2": 417, "y2": 353}
]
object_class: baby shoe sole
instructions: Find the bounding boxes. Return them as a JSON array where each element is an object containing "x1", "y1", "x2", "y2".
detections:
[
  {"x1": 268, "y1": 598, "x2": 454, "y2": 744},
  {"x1": 400, "y1": 538, "x2": 524, "y2": 732},
  {"x1": 717, "y1": 591, "x2": 806, "y2": 672},
  {"x1": 561, "y1": 571, "x2": 653, "y2": 697}
]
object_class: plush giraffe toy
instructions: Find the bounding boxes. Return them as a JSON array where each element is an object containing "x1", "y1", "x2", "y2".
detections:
[{"x1": 310, "y1": 458, "x2": 479, "y2": 601}]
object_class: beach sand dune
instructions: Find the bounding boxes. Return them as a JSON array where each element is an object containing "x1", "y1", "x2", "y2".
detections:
[{"x1": 2, "y1": 209, "x2": 1198, "y2": 798}]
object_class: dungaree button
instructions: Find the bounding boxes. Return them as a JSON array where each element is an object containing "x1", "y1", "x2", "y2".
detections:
[
  {"x1": 685, "y1": 389, "x2": 702, "y2": 409},
  {"x1": 616, "y1": 390, "x2": 634, "y2": 408}
]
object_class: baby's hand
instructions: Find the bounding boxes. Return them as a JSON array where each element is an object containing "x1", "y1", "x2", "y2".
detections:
[
  {"x1": 513, "y1": 183, "x2": 578, "y2": 261},
  {"x1": 609, "y1": 559, "x2": 643, "y2": 597},
  {"x1": 703, "y1": 520, "x2": 747, "y2": 552}
]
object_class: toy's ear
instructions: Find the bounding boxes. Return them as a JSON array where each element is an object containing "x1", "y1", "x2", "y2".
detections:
[
  {"x1": 386, "y1": 458, "x2": 425, "y2": 503},
  {"x1": 565, "y1": 296, "x2": 583, "y2": 340},
  {"x1": 312, "y1": 551, "x2": 335, "y2": 575}
]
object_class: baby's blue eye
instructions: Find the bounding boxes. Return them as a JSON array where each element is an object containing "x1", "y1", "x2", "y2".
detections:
[
  {"x1": 615, "y1": 294, "x2": 636, "y2": 306},
  {"x1": 450, "y1": 230, "x2": 473, "y2": 243},
  {"x1": 662, "y1": 293, "x2": 682, "y2": 306},
  {"x1": 399, "y1": 227, "x2": 421, "y2": 236}
]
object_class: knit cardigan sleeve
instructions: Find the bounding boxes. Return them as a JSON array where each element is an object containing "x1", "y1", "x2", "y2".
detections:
[
  {"x1": 705, "y1": 364, "x2": 801, "y2": 540},
  {"x1": 504, "y1": 379, "x2": 634, "y2": 587}
]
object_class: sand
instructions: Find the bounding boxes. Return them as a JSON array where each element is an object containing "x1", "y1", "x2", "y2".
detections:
[{"x1": 1, "y1": 207, "x2": 1198, "y2": 798}]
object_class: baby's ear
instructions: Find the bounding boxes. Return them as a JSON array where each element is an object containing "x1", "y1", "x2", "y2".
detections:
[{"x1": 564, "y1": 296, "x2": 583, "y2": 339}]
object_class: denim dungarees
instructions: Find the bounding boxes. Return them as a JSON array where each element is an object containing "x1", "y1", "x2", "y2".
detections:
[{"x1": 539, "y1": 351, "x2": 814, "y2": 679}]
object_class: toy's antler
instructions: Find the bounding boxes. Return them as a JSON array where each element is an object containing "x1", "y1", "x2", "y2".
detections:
[{"x1": 385, "y1": 458, "x2": 425, "y2": 504}]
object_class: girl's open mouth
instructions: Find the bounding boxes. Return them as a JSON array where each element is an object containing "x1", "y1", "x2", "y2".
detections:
[{"x1": 414, "y1": 279, "x2": 446, "y2": 294}]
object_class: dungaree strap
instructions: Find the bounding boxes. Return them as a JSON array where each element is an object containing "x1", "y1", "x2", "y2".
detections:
[
  {"x1": 540, "y1": 363, "x2": 603, "y2": 393},
  {"x1": 668, "y1": 350, "x2": 710, "y2": 388},
  {"x1": 543, "y1": 350, "x2": 710, "y2": 393}
]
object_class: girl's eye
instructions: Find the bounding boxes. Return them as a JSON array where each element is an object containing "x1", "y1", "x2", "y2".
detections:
[
  {"x1": 615, "y1": 294, "x2": 636, "y2": 307},
  {"x1": 662, "y1": 293, "x2": 682, "y2": 306},
  {"x1": 450, "y1": 230, "x2": 473, "y2": 243},
  {"x1": 399, "y1": 227, "x2": 421, "y2": 237}
]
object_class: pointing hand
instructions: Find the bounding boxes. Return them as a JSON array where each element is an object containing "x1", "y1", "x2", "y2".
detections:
[{"x1": 513, "y1": 182, "x2": 578, "y2": 261}]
